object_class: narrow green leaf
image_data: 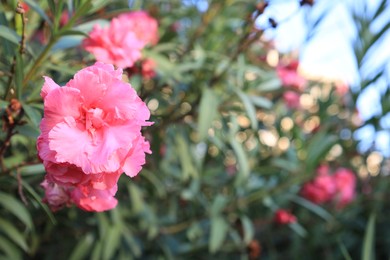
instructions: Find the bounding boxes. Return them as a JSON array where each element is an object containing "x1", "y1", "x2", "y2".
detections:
[
  {"x1": 230, "y1": 136, "x2": 250, "y2": 185},
  {"x1": 0, "y1": 25, "x2": 20, "y2": 45},
  {"x1": 21, "y1": 181, "x2": 56, "y2": 224},
  {"x1": 290, "y1": 196, "x2": 333, "y2": 222},
  {"x1": 241, "y1": 216, "x2": 254, "y2": 245},
  {"x1": 24, "y1": 0, "x2": 53, "y2": 27},
  {"x1": 338, "y1": 238, "x2": 352, "y2": 260},
  {"x1": 0, "y1": 218, "x2": 29, "y2": 252},
  {"x1": 0, "y1": 192, "x2": 33, "y2": 230},
  {"x1": 210, "y1": 195, "x2": 228, "y2": 216},
  {"x1": 257, "y1": 77, "x2": 281, "y2": 92},
  {"x1": 362, "y1": 213, "x2": 376, "y2": 260},
  {"x1": 103, "y1": 224, "x2": 121, "y2": 260},
  {"x1": 97, "y1": 213, "x2": 109, "y2": 238},
  {"x1": 209, "y1": 216, "x2": 229, "y2": 254},
  {"x1": 69, "y1": 233, "x2": 94, "y2": 260},
  {"x1": 91, "y1": 239, "x2": 103, "y2": 260},
  {"x1": 289, "y1": 222, "x2": 307, "y2": 238},
  {"x1": 306, "y1": 132, "x2": 338, "y2": 171},
  {"x1": 22, "y1": 103, "x2": 41, "y2": 127},
  {"x1": 127, "y1": 183, "x2": 144, "y2": 214},
  {"x1": 249, "y1": 95, "x2": 273, "y2": 109},
  {"x1": 0, "y1": 235, "x2": 22, "y2": 260},
  {"x1": 198, "y1": 88, "x2": 219, "y2": 140},
  {"x1": 141, "y1": 169, "x2": 166, "y2": 198},
  {"x1": 122, "y1": 228, "x2": 141, "y2": 257},
  {"x1": 235, "y1": 89, "x2": 257, "y2": 130},
  {"x1": 176, "y1": 134, "x2": 198, "y2": 180}
]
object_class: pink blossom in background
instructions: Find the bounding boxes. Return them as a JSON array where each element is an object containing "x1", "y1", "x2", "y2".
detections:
[
  {"x1": 141, "y1": 59, "x2": 157, "y2": 79},
  {"x1": 38, "y1": 62, "x2": 151, "y2": 212},
  {"x1": 117, "y1": 11, "x2": 159, "y2": 46},
  {"x1": 82, "y1": 11, "x2": 158, "y2": 69},
  {"x1": 301, "y1": 174, "x2": 336, "y2": 204},
  {"x1": 283, "y1": 91, "x2": 301, "y2": 109},
  {"x1": 274, "y1": 209, "x2": 297, "y2": 224},
  {"x1": 277, "y1": 60, "x2": 306, "y2": 91},
  {"x1": 333, "y1": 168, "x2": 356, "y2": 208},
  {"x1": 300, "y1": 166, "x2": 357, "y2": 208}
]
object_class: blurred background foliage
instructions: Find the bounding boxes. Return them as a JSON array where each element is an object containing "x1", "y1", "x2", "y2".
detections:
[{"x1": 0, "y1": 0, "x2": 390, "y2": 259}]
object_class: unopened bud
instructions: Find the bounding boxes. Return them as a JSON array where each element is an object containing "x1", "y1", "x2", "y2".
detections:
[
  {"x1": 300, "y1": 0, "x2": 314, "y2": 6},
  {"x1": 16, "y1": 3, "x2": 25, "y2": 14},
  {"x1": 256, "y1": 2, "x2": 268, "y2": 14},
  {"x1": 268, "y1": 18, "x2": 277, "y2": 28}
]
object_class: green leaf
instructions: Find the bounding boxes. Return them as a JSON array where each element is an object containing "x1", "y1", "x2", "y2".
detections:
[
  {"x1": 289, "y1": 222, "x2": 307, "y2": 238},
  {"x1": 21, "y1": 181, "x2": 56, "y2": 224},
  {"x1": 69, "y1": 233, "x2": 94, "y2": 260},
  {"x1": 198, "y1": 88, "x2": 219, "y2": 141},
  {"x1": 14, "y1": 124, "x2": 40, "y2": 139},
  {"x1": 0, "y1": 218, "x2": 29, "y2": 252},
  {"x1": 0, "y1": 25, "x2": 20, "y2": 45},
  {"x1": 257, "y1": 77, "x2": 281, "y2": 92},
  {"x1": 141, "y1": 169, "x2": 166, "y2": 198},
  {"x1": 362, "y1": 213, "x2": 376, "y2": 260},
  {"x1": 128, "y1": 183, "x2": 144, "y2": 214},
  {"x1": 0, "y1": 235, "x2": 22, "y2": 260},
  {"x1": 249, "y1": 95, "x2": 273, "y2": 109},
  {"x1": 290, "y1": 196, "x2": 333, "y2": 222},
  {"x1": 22, "y1": 103, "x2": 42, "y2": 127},
  {"x1": 122, "y1": 228, "x2": 142, "y2": 258},
  {"x1": 102, "y1": 224, "x2": 121, "y2": 260},
  {"x1": 210, "y1": 195, "x2": 228, "y2": 216},
  {"x1": 230, "y1": 135, "x2": 250, "y2": 185},
  {"x1": 209, "y1": 216, "x2": 229, "y2": 254},
  {"x1": 0, "y1": 192, "x2": 33, "y2": 230},
  {"x1": 241, "y1": 216, "x2": 254, "y2": 245},
  {"x1": 24, "y1": 0, "x2": 53, "y2": 27},
  {"x1": 306, "y1": 132, "x2": 338, "y2": 171},
  {"x1": 52, "y1": 35, "x2": 84, "y2": 51},
  {"x1": 176, "y1": 134, "x2": 198, "y2": 180},
  {"x1": 235, "y1": 89, "x2": 257, "y2": 130},
  {"x1": 91, "y1": 239, "x2": 103, "y2": 260}
]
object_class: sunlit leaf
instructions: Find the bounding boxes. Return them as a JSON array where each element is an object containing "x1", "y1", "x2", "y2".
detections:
[
  {"x1": 209, "y1": 216, "x2": 228, "y2": 254},
  {"x1": 198, "y1": 88, "x2": 219, "y2": 141}
]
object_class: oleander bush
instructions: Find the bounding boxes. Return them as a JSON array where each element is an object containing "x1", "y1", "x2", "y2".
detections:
[{"x1": 0, "y1": 0, "x2": 389, "y2": 259}]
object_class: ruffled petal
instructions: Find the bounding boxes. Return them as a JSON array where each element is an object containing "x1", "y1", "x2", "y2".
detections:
[
  {"x1": 48, "y1": 117, "x2": 94, "y2": 173},
  {"x1": 122, "y1": 135, "x2": 151, "y2": 177}
]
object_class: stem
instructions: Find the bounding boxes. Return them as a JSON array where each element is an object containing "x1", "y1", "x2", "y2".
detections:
[{"x1": 22, "y1": 40, "x2": 56, "y2": 86}]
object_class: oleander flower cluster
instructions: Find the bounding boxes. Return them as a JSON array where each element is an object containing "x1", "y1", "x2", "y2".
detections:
[
  {"x1": 82, "y1": 11, "x2": 158, "y2": 72},
  {"x1": 37, "y1": 62, "x2": 151, "y2": 212},
  {"x1": 300, "y1": 165, "x2": 356, "y2": 208},
  {"x1": 277, "y1": 60, "x2": 306, "y2": 109}
]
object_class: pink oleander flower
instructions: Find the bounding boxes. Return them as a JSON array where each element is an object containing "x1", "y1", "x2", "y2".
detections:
[
  {"x1": 274, "y1": 209, "x2": 297, "y2": 224},
  {"x1": 82, "y1": 11, "x2": 158, "y2": 69},
  {"x1": 38, "y1": 62, "x2": 151, "y2": 212},
  {"x1": 333, "y1": 168, "x2": 356, "y2": 208},
  {"x1": 300, "y1": 167, "x2": 336, "y2": 204},
  {"x1": 41, "y1": 179, "x2": 71, "y2": 212},
  {"x1": 141, "y1": 59, "x2": 157, "y2": 79},
  {"x1": 277, "y1": 60, "x2": 306, "y2": 90},
  {"x1": 301, "y1": 166, "x2": 357, "y2": 208},
  {"x1": 283, "y1": 91, "x2": 301, "y2": 109}
]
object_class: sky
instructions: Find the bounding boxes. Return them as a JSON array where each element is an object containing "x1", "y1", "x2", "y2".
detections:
[{"x1": 255, "y1": 0, "x2": 390, "y2": 157}]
